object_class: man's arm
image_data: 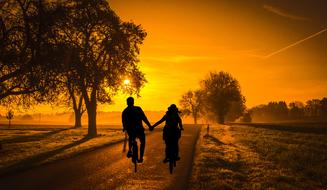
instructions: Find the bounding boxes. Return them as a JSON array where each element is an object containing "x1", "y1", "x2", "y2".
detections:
[{"x1": 139, "y1": 108, "x2": 152, "y2": 128}]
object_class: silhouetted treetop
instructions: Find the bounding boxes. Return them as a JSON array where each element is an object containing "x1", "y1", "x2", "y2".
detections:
[
  {"x1": 0, "y1": 0, "x2": 60, "y2": 102},
  {"x1": 179, "y1": 90, "x2": 203, "y2": 124},
  {"x1": 200, "y1": 71, "x2": 245, "y2": 124}
]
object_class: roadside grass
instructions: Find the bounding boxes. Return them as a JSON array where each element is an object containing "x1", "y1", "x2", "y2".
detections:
[
  {"x1": 189, "y1": 125, "x2": 249, "y2": 190},
  {"x1": 230, "y1": 123, "x2": 327, "y2": 187},
  {"x1": 0, "y1": 125, "x2": 125, "y2": 176},
  {"x1": 189, "y1": 123, "x2": 327, "y2": 190}
]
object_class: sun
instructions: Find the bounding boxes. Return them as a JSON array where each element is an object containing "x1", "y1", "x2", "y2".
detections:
[{"x1": 123, "y1": 79, "x2": 130, "y2": 85}]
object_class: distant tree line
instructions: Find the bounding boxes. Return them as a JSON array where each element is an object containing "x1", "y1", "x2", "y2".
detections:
[
  {"x1": 249, "y1": 98, "x2": 327, "y2": 122},
  {"x1": 179, "y1": 70, "x2": 327, "y2": 124}
]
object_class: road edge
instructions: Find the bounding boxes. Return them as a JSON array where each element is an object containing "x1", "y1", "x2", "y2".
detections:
[{"x1": 186, "y1": 124, "x2": 203, "y2": 190}]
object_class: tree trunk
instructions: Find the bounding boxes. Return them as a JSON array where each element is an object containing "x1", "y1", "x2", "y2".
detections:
[
  {"x1": 73, "y1": 95, "x2": 84, "y2": 128},
  {"x1": 80, "y1": 80, "x2": 97, "y2": 137},
  {"x1": 8, "y1": 120, "x2": 11, "y2": 128},
  {"x1": 193, "y1": 115, "x2": 197, "y2": 124},
  {"x1": 218, "y1": 114, "x2": 224, "y2": 124},
  {"x1": 86, "y1": 91, "x2": 97, "y2": 137},
  {"x1": 192, "y1": 107, "x2": 198, "y2": 124},
  {"x1": 74, "y1": 111, "x2": 82, "y2": 128},
  {"x1": 87, "y1": 103, "x2": 97, "y2": 137}
]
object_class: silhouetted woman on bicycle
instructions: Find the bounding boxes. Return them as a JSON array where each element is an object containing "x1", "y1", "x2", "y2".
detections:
[{"x1": 152, "y1": 104, "x2": 184, "y2": 163}]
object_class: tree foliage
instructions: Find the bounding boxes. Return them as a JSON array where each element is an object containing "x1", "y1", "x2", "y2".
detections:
[
  {"x1": 225, "y1": 98, "x2": 246, "y2": 122},
  {"x1": 200, "y1": 71, "x2": 245, "y2": 124},
  {"x1": 179, "y1": 90, "x2": 203, "y2": 124},
  {"x1": 6, "y1": 110, "x2": 14, "y2": 128},
  {"x1": 250, "y1": 98, "x2": 327, "y2": 122},
  {"x1": 52, "y1": 0, "x2": 147, "y2": 136},
  {"x1": 1, "y1": 0, "x2": 147, "y2": 136},
  {"x1": 289, "y1": 101, "x2": 305, "y2": 119},
  {"x1": 0, "y1": 0, "x2": 61, "y2": 104}
]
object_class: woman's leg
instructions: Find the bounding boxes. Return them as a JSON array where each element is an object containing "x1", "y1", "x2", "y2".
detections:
[
  {"x1": 176, "y1": 139, "x2": 180, "y2": 159},
  {"x1": 163, "y1": 139, "x2": 169, "y2": 163}
]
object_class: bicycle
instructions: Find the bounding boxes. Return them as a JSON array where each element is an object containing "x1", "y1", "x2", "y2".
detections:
[{"x1": 166, "y1": 139, "x2": 178, "y2": 174}]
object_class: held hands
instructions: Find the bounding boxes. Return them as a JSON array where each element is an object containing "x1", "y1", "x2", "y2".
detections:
[{"x1": 149, "y1": 122, "x2": 157, "y2": 131}]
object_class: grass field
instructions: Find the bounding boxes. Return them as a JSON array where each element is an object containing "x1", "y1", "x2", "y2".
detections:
[
  {"x1": 190, "y1": 123, "x2": 327, "y2": 190},
  {"x1": 0, "y1": 125, "x2": 125, "y2": 176}
]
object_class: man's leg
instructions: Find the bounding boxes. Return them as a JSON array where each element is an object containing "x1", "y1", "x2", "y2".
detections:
[
  {"x1": 175, "y1": 139, "x2": 180, "y2": 160},
  {"x1": 127, "y1": 131, "x2": 133, "y2": 158},
  {"x1": 138, "y1": 132, "x2": 146, "y2": 162}
]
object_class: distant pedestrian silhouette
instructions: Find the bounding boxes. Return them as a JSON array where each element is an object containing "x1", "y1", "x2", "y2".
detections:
[
  {"x1": 152, "y1": 104, "x2": 184, "y2": 163},
  {"x1": 122, "y1": 97, "x2": 152, "y2": 163}
]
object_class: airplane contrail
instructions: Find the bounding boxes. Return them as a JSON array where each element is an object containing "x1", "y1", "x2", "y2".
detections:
[{"x1": 265, "y1": 28, "x2": 327, "y2": 59}]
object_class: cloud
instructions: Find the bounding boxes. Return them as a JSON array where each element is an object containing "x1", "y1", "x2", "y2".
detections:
[{"x1": 263, "y1": 4, "x2": 310, "y2": 21}]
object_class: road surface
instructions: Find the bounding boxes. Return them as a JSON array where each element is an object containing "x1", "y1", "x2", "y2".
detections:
[{"x1": 0, "y1": 125, "x2": 200, "y2": 190}]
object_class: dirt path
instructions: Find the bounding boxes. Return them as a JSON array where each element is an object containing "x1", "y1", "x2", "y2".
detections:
[
  {"x1": 189, "y1": 125, "x2": 325, "y2": 190},
  {"x1": 0, "y1": 125, "x2": 200, "y2": 190}
]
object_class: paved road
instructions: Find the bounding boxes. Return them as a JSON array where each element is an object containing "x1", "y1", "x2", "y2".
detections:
[{"x1": 0, "y1": 125, "x2": 200, "y2": 190}]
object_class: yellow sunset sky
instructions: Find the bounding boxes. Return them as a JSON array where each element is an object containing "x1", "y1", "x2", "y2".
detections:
[
  {"x1": 3, "y1": 0, "x2": 327, "y2": 114},
  {"x1": 104, "y1": 0, "x2": 327, "y2": 112}
]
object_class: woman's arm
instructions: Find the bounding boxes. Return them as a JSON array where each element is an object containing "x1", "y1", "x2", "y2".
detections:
[
  {"x1": 152, "y1": 115, "x2": 166, "y2": 128},
  {"x1": 178, "y1": 117, "x2": 184, "y2": 130}
]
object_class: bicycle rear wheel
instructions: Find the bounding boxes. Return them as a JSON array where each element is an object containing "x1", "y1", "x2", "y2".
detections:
[
  {"x1": 169, "y1": 159, "x2": 174, "y2": 174},
  {"x1": 166, "y1": 140, "x2": 177, "y2": 174}
]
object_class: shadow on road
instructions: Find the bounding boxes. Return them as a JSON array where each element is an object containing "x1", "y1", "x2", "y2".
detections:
[
  {"x1": 0, "y1": 135, "x2": 91, "y2": 177},
  {"x1": 204, "y1": 134, "x2": 225, "y2": 145},
  {"x1": 0, "y1": 128, "x2": 73, "y2": 144}
]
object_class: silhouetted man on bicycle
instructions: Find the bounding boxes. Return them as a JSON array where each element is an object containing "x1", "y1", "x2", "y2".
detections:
[{"x1": 122, "y1": 97, "x2": 152, "y2": 163}]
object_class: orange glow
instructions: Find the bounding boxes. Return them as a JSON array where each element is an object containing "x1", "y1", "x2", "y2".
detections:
[
  {"x1": 106, "y1": 0, "x2": 327, "y2": 112},
  {"x1": 2, "y1": 1, "x2": 326, "y2": 115},
  {"x1": 123, "y1": 79, "x2": 130, "y2": 86}
]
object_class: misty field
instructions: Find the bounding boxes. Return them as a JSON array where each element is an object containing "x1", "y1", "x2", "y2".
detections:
[
  {"x1": 190, "y1": 123, "x2": 327, "y2": 190},
  {"x1": 0, "y1": 125, "x2": 125, "y2": 176}
]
